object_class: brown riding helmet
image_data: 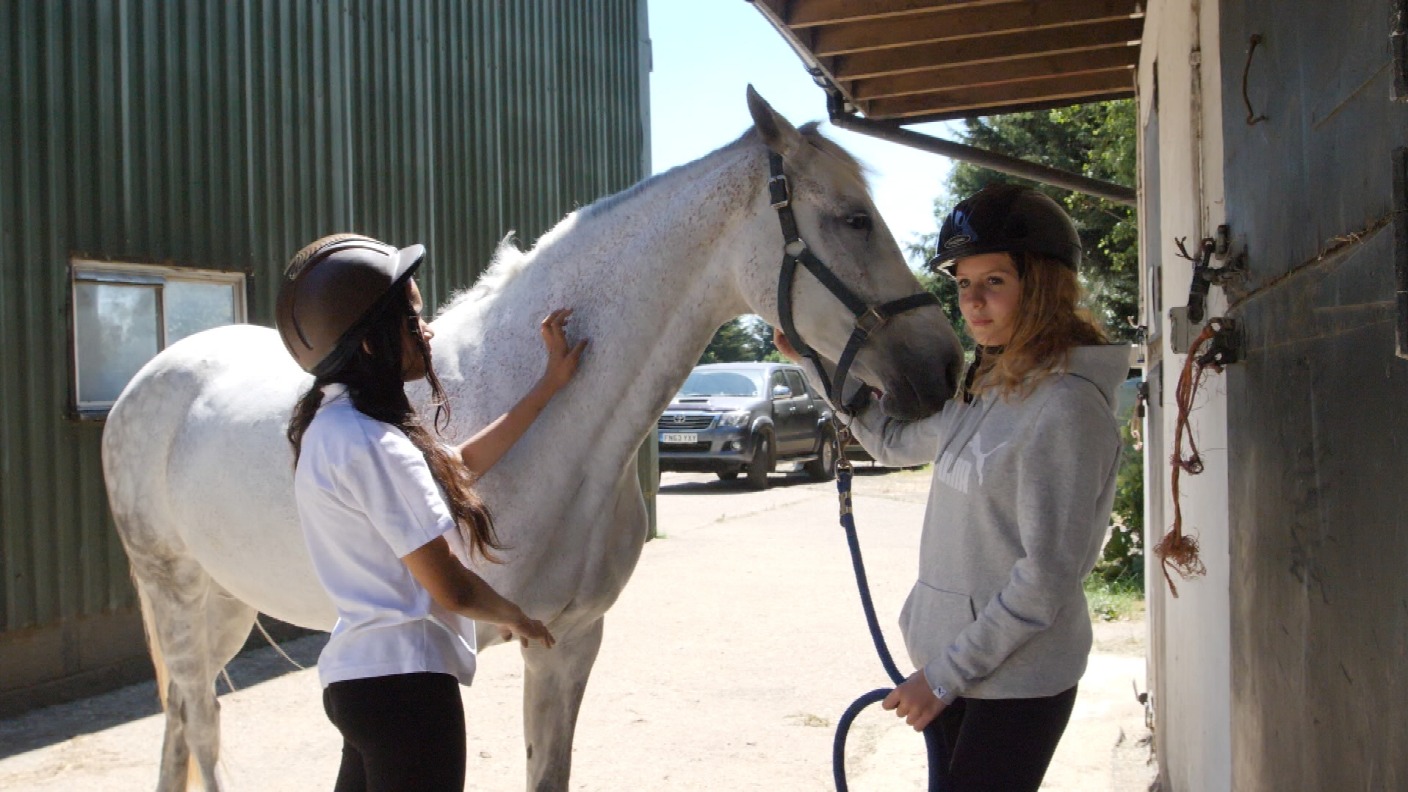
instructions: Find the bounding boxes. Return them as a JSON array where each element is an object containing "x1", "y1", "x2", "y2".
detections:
[{"x1": 275, "y1": 234, "x2": 425, "y2": 376}]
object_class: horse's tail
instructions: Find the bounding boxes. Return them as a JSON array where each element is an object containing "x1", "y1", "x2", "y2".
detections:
[{"x1": 133, "y1": 575, "x2": 171, "y2": 712}]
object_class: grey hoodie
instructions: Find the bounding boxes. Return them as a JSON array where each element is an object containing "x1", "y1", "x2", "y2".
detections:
[{"x1": 848, "y1": 345, "x2": 1130, "y2": 702}]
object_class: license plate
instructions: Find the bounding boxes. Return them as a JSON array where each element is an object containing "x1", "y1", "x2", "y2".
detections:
[{"x1": 660, "y1": 432, "x2": 698, "y2": 444}]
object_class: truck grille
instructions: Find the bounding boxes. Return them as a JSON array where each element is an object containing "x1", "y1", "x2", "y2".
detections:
[{"x1": 657, "y1": 414, "x2": 714, "y2": 430}]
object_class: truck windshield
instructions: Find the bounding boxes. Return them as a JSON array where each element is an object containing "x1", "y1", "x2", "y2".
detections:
[{"x1": 678, "y1": 370, "x2": 764, "y2": 397}]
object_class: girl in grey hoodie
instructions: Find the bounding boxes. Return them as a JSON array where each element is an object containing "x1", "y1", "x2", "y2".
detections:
[{"x1": 783, "y1": 184, "x2": 1128, "y2": 792}]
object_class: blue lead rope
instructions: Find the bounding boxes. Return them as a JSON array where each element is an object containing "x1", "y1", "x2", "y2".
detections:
[{"x1": 832, "y1": 461, "x2": 950, "y2": 792}]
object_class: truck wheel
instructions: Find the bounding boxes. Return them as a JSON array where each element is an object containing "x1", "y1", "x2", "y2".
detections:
[
  {"x1": 804, "y1": 426, "x2": 838, "y2": 482},
  {"x1": 745, "y1": 432, "x2": 773, "y2": 490},
  {"x1": 716, "y1": 470, "x2": 739, "y2": 481}
]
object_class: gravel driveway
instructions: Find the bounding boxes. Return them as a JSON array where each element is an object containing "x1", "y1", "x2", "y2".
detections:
[{"x1": 0, "y1": 467, "x2": 1156, "y2": 790}]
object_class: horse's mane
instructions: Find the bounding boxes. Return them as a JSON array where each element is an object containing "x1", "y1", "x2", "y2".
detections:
[
  {"x1": 438, "y1": 121, "x2": 869, "y2": 316},
  {"x1": 439, "y1": 234, "x2": 532, "y2": 316}
]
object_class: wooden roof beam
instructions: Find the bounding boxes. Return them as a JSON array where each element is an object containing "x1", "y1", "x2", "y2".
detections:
[
  {"x1": 859, "y1": 69, "x2": 1135, "y2": 119},
  {"x1": 776, "y1": 0, "x2": 1013, "y2": 28},
  {"x1": 831, "y1": 17, "x2": 1144, "y2": 79},
  {"x1": 811, "y1": 0, "x2": 1144, "y2": 57},
  {"x1": 869, "y1": 91, "x2": 1135, "y2": 123},
  {"x1": 848, "y1": 47, "x2": 1139, "y2": 100}
]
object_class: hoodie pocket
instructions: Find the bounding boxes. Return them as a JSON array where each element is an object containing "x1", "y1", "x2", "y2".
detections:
[{"x1": 899, "y1": 581, "x2": 977, "y2": 668}]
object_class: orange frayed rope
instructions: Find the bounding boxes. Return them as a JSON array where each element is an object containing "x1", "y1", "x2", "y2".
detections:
[{"x1": 1156, "y1": 321, "x2": 1228, "y2": 596}]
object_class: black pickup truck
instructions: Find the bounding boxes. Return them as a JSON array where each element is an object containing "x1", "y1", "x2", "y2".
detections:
[{"x1": 656, "y1": 362, "x2": 839, "y2": 489}]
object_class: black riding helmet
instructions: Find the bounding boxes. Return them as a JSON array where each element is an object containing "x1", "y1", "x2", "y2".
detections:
[
  {"x1": 928, "y1": 184, "x2": 1082, "y2": 276},
  {"x1": 275, "y1": 234, "x2": 425, "y2": 376}
]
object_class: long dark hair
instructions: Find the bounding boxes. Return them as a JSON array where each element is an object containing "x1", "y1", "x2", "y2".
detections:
[{"x1": 287, "y1": 282, "x2": 502, "y2": 562}]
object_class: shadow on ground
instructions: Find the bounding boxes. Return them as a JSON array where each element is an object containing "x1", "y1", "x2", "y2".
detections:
[
  {"x1": 658, "y1": 465, "x2": 900, "y2": 495},
  {"x1": 0, "y1": 626, "x2": 326, "y2": 760}
]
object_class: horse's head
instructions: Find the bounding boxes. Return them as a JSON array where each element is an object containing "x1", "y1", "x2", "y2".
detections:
[{"x1": 735, "y1": 87, "x2": 963, "y2": 421}]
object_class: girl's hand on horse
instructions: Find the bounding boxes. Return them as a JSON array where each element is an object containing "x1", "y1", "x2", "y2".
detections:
[
  {"x1": 772, "y1": 327, "x2": 802, "y2": 363},
  {"x1": 882, "y1": 671, "x2": 947, "y2": 731},
  {"x1": 454, "y1": 309, "x2": 585, "y2": 475},
  {"x1": 402, "y1": 538, "x2": 554, "y2": 650},
  {"x1": 540, "y1": 308, "x2": 588, "y2": 392},
  {"x1": 498, "y1": 612, "x2": 556, "y2": 649}
]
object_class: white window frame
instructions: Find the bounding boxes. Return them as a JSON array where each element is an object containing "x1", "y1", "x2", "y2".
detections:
[{"x1": 70, "y1": 259, "x2": 248, "y2": 418}]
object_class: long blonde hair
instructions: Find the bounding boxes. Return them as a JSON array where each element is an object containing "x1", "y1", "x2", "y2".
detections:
[{"x1": 969, "y1": 252, "x2": 1107, "y2": 399}]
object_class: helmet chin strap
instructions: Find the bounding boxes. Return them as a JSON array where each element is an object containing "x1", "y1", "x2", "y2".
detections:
[{"x1": 768, "y1": 152, "x2": 939, "y2": 415}]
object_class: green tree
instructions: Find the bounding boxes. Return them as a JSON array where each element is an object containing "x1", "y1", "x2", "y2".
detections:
[
  {"x1": 910, "y1": 100, "x2": 1139, "y2": 344},
  {"x1": 699, "y1": 316, "x2": 778, "y2": 364},
  {"x1": 1096, "y1": 421, "x2": 1145, "y2": 587}
]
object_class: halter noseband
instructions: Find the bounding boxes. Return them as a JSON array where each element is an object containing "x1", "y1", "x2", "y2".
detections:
[{"x1": 769, "y1": 151, "x2": 940, "y2": 414}]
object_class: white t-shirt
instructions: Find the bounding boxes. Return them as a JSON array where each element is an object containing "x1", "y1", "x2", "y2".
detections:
[{"x1": 294, "y1": 384, "x2": 477, "y2": 688}]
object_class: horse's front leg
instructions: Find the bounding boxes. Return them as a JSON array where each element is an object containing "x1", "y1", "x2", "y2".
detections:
[{"x1": 521, "y1": 617, "x2": 605, "y2": 792}]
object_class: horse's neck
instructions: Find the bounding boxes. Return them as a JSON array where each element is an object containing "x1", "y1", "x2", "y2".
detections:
[{"x1": 432, "y1": 145, "x2": 763, "y2": 468}]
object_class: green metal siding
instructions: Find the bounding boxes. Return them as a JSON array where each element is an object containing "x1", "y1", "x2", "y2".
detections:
[{"x1": 0, "y1": 0, "x2": 649, "y2": 634}]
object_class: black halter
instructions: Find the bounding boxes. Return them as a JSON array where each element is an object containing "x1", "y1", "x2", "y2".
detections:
[{"x1": 768, "y1": 152, "x2": 940, "y2": 413}]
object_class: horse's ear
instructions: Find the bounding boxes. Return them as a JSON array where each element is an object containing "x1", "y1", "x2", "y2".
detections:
[{"x1": 747, "y1": 85, "x2": 801, "y2": 155}]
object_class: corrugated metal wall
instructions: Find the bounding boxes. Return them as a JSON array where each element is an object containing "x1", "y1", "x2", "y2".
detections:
[{"x1": 0, "y1": 0, "x2": 648, "y2": 638}]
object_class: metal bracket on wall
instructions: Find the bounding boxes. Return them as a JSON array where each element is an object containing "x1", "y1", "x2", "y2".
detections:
[
  {"x1": 1168, "y1": 306, "x2": 1204, "y2": 354},
  {"x1": 1196, "y1": 318, "x2": 1241, "y2": 367},
  {"x1": 1209, "y1": 224, "x2": 1250, "y2": 301},
  {"x1": 1172, "y1": 226, "x2": 1249, "y2": 337},
  {"x1": 1170, "y1": 308, "x2": 1241, "y2": 362}
]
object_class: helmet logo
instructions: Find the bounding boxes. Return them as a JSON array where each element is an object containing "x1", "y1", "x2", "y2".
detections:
[{"x1": 943, "y1": 206, "x2": 980, "y2": 250}]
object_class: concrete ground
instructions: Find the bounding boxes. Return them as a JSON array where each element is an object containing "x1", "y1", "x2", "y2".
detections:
[{"x1": 0, "y1": 467, "x2": 1157, "y2": 790}]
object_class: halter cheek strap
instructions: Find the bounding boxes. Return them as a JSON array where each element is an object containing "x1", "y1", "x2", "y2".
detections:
[{"x1": 769, "y1": 152, "x2": 940, "y2": 413}]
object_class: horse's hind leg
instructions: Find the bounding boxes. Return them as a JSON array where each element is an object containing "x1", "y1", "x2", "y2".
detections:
[
  {"x1": 190, "y1": 584, "x2": 259, "y2": 790},
  {"x1": 521, "y1": 617, "x2": 605, "y2": 792},
  {"x1": 135, "y1": 559, "x2": 256, "y2": 792}
]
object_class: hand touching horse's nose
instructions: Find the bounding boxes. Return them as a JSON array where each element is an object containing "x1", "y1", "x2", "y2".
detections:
[{"x1": 773, "y1": 328, "x2": 801, "y2": 362}]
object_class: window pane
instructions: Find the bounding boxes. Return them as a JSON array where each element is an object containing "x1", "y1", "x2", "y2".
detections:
[
  {"x1": 75, "y1": 281, "x2": 159, "y2": 405},
  {"x1": 165, "y1": 280, "x2": 236, "y2": 345},
  {"x1": 785, "y1": 370, "x2": 807, "y2": 395}
]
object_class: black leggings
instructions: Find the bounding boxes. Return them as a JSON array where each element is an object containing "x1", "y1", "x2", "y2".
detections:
[
  {"x1": 322, "y1": 672, "x2": 465, "y2": 792},
  {"x1": 925, "y1": 685, "x2": 1078, "y2": 792}
]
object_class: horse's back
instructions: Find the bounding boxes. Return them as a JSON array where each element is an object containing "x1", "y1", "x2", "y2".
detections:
[{"x1": 103, "y1": 324, "x2": 336, "y2": 628}]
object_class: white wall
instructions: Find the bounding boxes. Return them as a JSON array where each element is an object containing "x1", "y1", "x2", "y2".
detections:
[{"x1": 1138, "y1": 1, "x2": 1233, "y2": 790}]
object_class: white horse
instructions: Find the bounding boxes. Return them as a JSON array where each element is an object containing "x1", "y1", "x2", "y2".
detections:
[{"x1": 102, "y1": 88, "x2": 964, "y2": 791}]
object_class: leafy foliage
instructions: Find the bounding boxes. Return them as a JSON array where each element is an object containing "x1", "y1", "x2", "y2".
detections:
[
  {"x1": 699, "y1": 316, "x2": 779, "y2": 364},
  {"x1": 1097, "y1": 420, "x2": 1145, "y2": 587},
  {"x1": 1084, "y1": 571, "x2": 1145, "y2": 622}
]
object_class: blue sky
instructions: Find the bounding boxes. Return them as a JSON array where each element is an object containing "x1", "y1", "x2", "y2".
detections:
[{"x1": 646, "y1": 0, "x2": 958, "y2": 265}]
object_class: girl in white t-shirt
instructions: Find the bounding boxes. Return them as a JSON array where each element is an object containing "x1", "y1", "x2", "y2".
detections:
[{"x1": 275, "y1": 234, "x2": 586, "y2": 791}]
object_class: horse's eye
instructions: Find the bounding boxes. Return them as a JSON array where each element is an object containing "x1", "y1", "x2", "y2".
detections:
[{"x1": 846, "y1": 212, "x2": 872, "y2": 231}]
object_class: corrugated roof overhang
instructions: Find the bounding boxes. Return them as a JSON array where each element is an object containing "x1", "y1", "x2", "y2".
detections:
[{"x1": 751, "y1": 0, "x2": 1144, "y2": 124}]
